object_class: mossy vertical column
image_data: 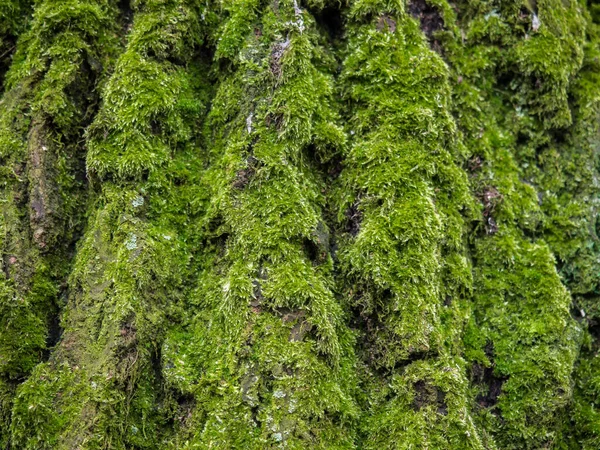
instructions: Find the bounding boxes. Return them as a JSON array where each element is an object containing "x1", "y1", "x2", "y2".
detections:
[
  {"x1": 8, "y1": 0, "x2": 212, "y2": 448},
  {"x1": 433, "y1": 0, "x2": 586, "y2": 446},
  {"x1": 334, "y1": 1, "x2": 483, "y2": 448},
  {"x1": 163, "y1": 1, "x2": 358, "y2": 448},
  {"x1": 535, "y1": 6, "x2": 600, "y2": 448},
  {"x1": 0, "y1": 0, "x2": 119, "y2": 446},
  {"x1": 0, "y1": 0, "x2": 32, "y2": 89}
]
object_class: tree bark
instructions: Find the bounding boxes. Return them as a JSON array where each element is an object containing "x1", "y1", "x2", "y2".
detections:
[{"x1": 0, "y1": 0, "x2": 599, "y2": 449}]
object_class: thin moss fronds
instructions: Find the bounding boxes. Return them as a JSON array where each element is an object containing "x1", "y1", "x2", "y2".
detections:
[
  {"x1": 0, "y1": 0, "x2": 598, "y2": 446},
  {"x1": 338, "y1": 1, "x2": 472, "y2": 367},
  {"x1": 333, "y1": 2, "x2": 483, "y2": 448},
  {"x1": 10, "y1": 362, "x2": 90, "y2": 449},
  {"x1": 505, "y1": 14, "x2": 600, "y2": 447},
  {"x1": 164, "y1": 1, "x2": 359, "y2": 447},
  {"x1": 0, "y1": 0, "x2": 120, "y2": 446},
  {"x1": 468, "y1": 231, "x2": 579, "y2": 449},
  {"x1": 551, "y1": 8, "x2": 600, "y2": 448},
  {"x1": 86, "y1": 0, "x2": 213, "y2": 181},
  {"x1": 9, "y1": 0, "x2": 212, "y2": 447},
  {"x1": 11, "y1": 186, "x2": 198, "y2": 449},
  {"x1": 571, "y1": 327, "x2": 600, "y2": 449},
  {"x1": 431, "y1": 0, "x2": 586, "y2": 446},
  {"x1": 480, "y1": 0, "x2": 599, "y2": 301},
  {"x1": 447, "y1": 0, "x2": 586, "y2": 129}
]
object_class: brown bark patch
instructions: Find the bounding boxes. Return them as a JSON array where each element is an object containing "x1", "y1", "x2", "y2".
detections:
[
  {"x1": 409, "y1": 0, "x2": 445, "y2": 53},
  {"x1": 480, "y1": 186, "x2": 502, "y2": 235},
  {"x1": 345, "y1": 201, "x2": 362, "y2": 237},
  {"x1": 468, "y1": 155, "x2": 484, "y2": 173},
  {"x1": 271, "y1": 37, "x2": 290, "y2": 79},
  {"x1": 376, "y1": 15, "x2": 396, "y2": 33},
  {"x1": 233, "y1": 156, "x2": 262, "y2": 190},
  {"x1": 27, "y1": 120, "x2": 60, "y2": 250},
  {"x1": 471, "y1": 342, "x2": 508, "y2": 413},
  {"x1": 413, "y1": 380, "x2": 448, "y2": 415},
  {"x1": 275, "y1": 308, "x2": 313, "y2": 342}
]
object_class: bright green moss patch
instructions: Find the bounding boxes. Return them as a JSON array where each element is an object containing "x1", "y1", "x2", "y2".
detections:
[
  {"x1": 6, "y1": 0, "x2": 213, "y2": 447},
  {"x1": 332, "y1": 2, "x2": 484, "y2": 448},
  {"x1": 470, "y1": 229, "x2": 579, "y2": 448},
  {"x1": 337, "y1": 6, "x2": 470, "y2": 366},
  {"x1": 86, "y1": 0, "x2": 212, "y2": 180},
  {"x1": 436, "y1": 0, "x2": 589, "y2": 446},
  {"x1": 554, "y1": 7, "x2": 600, "y2": 449},
  {"x1": 10, "y1": 362, "x2": 90, "y2": 450},
  {"x1": 164, "y1": 1, "x2": 359, "y2": 447}
]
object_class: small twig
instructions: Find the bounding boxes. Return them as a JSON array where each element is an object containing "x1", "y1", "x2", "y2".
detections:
[{"x1": 0, "y1": 45, "x2": 16, "y2": 60}]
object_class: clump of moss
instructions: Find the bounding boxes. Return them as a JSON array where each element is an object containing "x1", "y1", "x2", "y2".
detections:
[
  {"x1": 8, "y1": 0, "x2": 213, "y2": 447},
  {"x1": 570, "y1": 329, "x2": 600, "y2": 449},
  {"x1": 332, "y1": 2, "x2": 484, "y2": 448},
  {"x1": 554, "y1": 7, "x2": 600, "y2": 449},
  {"x1": 86, "y1": 0, "x2": 211, "y2": 180},
  {"x1": 1, "y1": 0, "x2": 600, "y2": 447},
  {"x1": 10, "y1": 362, "x2": 90, "y2": 449},
  {"x1": 0, "y1": 0, "x2": 121, "y2": 445},
  {"x1": 434, "y1": 0, "x2": 588, "y2": 446},
  {"x1": 163, "y1": 1, "x2": 359, "y2": 447}
]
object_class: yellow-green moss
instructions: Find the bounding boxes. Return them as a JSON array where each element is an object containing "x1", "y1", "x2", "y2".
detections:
[
  {"x1": 164, "y1": 1, "x2": 359, "y2": 447},
  {"x1": 0, "y1": 0, "x2": 121, "y2": 446},
  {"x1": 8, "y1": 0, "x2": 213, "y2": 447},
  {"x1": 438, "y1": 0, "x2": 589, "y2": 447},
  {"x1": 333, "y1": 2, "x2": 484, "y2": 448},
  {"x1": 1, "y1": 0, "x2": 600, "y2": 447},
  {"x1": 0, "y1": 0, "x2": 32, "y2": 89}
]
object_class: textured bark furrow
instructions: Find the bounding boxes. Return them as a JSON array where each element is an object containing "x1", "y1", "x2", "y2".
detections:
[
  {"x1": 163, "y1": 1, "x2": 358, "y2": 448},
  {"x1": 334, "y1": 2, "x2": 483, "y2": 448},
  {"x1": 0, "y1": 0, "x2": 120, "y2": 446},
  {"x1": 27, "y1": 119, "x2": 61, "y2": 250},
  {"x1": 7, "y1": 0, "x2": 211, "y2": 448}
]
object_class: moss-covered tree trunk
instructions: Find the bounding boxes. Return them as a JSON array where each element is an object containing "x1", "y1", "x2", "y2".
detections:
[{"x1": 0, "y1": 0, "x2": 599, "y2": 448}]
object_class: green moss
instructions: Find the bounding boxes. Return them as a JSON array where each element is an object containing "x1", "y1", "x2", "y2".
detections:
[
  {"x1": 10, "y1": 362, "x2": 90, "y2": 449},
  {"x1": 0, "y1": 0, "x2": 32, "y2": 89},
  {"x1": 86, "y1": 0, "x2": 213, "y2": 180},
  {"x1": 0, "y1": 0, "x2": 121, "y2": 446},
  {"x1": 8, "y1": 0, "x2": 214, "y2": 447},
  {"x1": 1, "y1": 0, "x2": 600, "y2": 446},
  {"x1": 552, "y1": 7, "x2": 600, "y2": 449},
  {"x1": 163, "y1": 1, "x2": 359, "y2": 448},
  {"x1": 469, "y1": 229, "x2": 579, "y2": 448},
  {"x1": 436, "y1": 0, "x2": 589, "y2": 446},
  {"x1": 331, "y1": 2, "x2": 484, "y2": 448},
  {"x1": 569, "y1": 331, "x2": 600, "y2": 449}
]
